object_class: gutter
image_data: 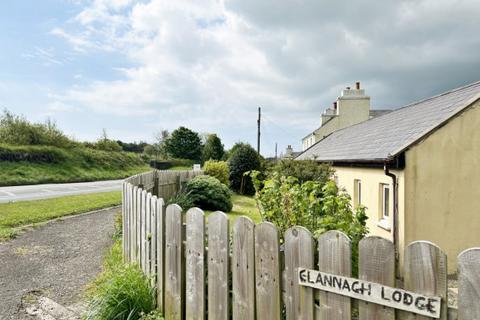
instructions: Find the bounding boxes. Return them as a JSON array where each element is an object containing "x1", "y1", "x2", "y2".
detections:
[{"x1": 384, "y1": 161, "x2": 400, "y2": 278}]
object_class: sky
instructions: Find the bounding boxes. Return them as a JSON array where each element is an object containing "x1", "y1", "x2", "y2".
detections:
[{"x1": 1, "y1": 0, "x2": 479, "y2": 156}]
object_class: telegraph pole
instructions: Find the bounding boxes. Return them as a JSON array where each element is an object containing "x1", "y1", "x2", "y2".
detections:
[
  {"x1": 257, "y1": 107, "x2": 261, "y2": 155},
  {"x1": 275, "y1": 142, "x2": 278, "y2": 161}
]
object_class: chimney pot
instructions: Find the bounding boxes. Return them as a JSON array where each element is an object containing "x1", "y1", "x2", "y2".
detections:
[{"x1": 356, "y1": 81, "x2": 360, "y2": 90}]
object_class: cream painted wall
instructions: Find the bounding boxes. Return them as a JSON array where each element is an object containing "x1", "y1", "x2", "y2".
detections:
[
  {"x1": 404, "y1": 100, "x2": 480, "y2": 273},
  {"x1": 333, "y1": 166, "x2": 406, "y2": 264}
]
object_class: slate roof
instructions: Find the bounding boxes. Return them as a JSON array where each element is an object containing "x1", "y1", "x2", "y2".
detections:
[{"x1": 296, "y1": 81, "x2": 480, "y2": 162}]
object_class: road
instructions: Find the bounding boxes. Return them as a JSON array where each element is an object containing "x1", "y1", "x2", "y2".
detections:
[{"x1": 0, "y1": 179, "x2": 123, "y2": 203}]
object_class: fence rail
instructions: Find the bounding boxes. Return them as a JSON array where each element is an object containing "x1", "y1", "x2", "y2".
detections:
[{"x1": 122, "y1": 170, "x2": 480, "y2": 320}]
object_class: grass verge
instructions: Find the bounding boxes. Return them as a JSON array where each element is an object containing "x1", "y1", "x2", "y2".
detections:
[
  {"x1": 205, "y1": 194, "x2": 262, "y2": 223},
  {"x1": 0, "y1": 191, "x2": 121, "y2": 240}
]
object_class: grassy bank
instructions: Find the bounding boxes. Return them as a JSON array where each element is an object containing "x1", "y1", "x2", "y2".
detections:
[
  {"x1": 0, "y1": 191, "x2": 121, "y2": 240},
  {"x1": 0, "y1": 144, "x2": 150, "y2": 186}
]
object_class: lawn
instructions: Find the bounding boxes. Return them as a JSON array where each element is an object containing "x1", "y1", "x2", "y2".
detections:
[
  {"x1": 206, "y1": 194, "x2": 262, "y2": 223},
  {"x1": 0, "y1": 191, "x2": 121, "y2": 240}
]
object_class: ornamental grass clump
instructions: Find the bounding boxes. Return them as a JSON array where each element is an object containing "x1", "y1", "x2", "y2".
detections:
[{"x1": 86, "y1": 242, "x2": 155, "y2": 320}]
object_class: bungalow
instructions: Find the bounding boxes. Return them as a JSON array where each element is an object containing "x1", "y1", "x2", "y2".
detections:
[{"x1": 296, "y1": 81, "x2": 480, "y2": 273}]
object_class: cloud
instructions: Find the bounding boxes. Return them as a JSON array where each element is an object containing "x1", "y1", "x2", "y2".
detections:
[{"x1": 50, "y1": 0, "x2": 480, "y2": 152}]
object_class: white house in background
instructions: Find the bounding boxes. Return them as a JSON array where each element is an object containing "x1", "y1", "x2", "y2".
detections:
[{"x1": 302, "y1": 82, "x2": 391, "y2": 151}]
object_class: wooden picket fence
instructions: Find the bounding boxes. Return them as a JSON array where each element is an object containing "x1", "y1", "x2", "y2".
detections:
[{"x1": 122, "y1": 170, "x2": 480, "y2": 320}]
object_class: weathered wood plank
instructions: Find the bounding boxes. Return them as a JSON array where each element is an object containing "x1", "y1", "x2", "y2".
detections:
[
  {"x1": 458, "y1": 248, "x2": 480, "y2": 320},
  {"x1": 284, "y1": 226, "x2": 314, "y2": 320},
  {"x1": 156, "y1": 197, "x2": 165, "y2": 312},
  {"x1": 316, "y1": 230, "x2": 351, "y2": 320},
  {"x1": 185, "y1": 208, "x2": 205, "y2": 320},
  {"x1": 164, "y1": 204, "x2": 183, "y2": 320},
  {"x1": 232, "y1": 216, "x2": 256, "y2": 320},
  {"x1": 400, "y1": 241, "x2": 447, "y2": 320},
  {"x1": 255, "y1": 222, "x2": 281, "y2": 320},
  {"x1": 150, "y1": 195, "x2": 157, "y2": 289},
  {"x1": 208, "y1": 211, "x2": 230, "y2": 320},
  {"x1": 141, "y1": 189, "x2": 148, "y2": 272},
  {"x1": 145, "y1": 192, "x2": 152, "y2": 276},
  {"x1": 133, "y1": 186, "x2": 140, "y2": 262},
  {"x1": 358, "y1": 236, "x2": 395, "y2": 320}
]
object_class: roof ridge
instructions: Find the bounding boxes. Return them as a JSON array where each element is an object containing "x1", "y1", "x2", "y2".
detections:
[{"x1": 387, "y1": 80, "x2": 480, "y2": 112}]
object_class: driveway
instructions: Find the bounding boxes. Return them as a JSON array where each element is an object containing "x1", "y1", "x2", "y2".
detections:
[
  {"x1": 0, "y1": 207, "x2": 118, "y2": 319},
  {"x1": 0, "y1": 180, "x2": 123, "y2": 203}
]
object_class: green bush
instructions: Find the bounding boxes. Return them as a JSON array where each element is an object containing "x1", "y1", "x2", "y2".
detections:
[
  {"x1": 0, "y1": 144, "x2": 68, "y2": 163},
  {"x1": 140, "y1": 311, "x2": 165, "y2": 320},
  {"x1": 203, "y1": 160, "x2": 229, "y2": 185},
  {"x1": 267, "y1": 159, "x2": 332, "y2": 184},
  {"x1": 185, "y1": 175, "x2": 232, "y2": 212},
  {"x1": 164, "y1": 126, "x2": 203, "y2": 160},
  {"x1": 228, "y1": 143, "x2": 261, "y2": 195},
  {"x1": 86, "y1": 263, "x2": 155, "y2": 320},
  {"x1": 0, "y1": 110, "x2": 77, "y2": 147},
  {"x1": 251, "y1": 172, "x2": 368, "y2": 275}
]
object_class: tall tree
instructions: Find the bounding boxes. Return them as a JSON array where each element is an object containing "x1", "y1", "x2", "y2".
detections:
[
  {"x1": 202, "y1": 134, "x2": 224, "y2": 161},
  {"x1": 164, "y1": 126, "x2": 203, "y2": 160}
]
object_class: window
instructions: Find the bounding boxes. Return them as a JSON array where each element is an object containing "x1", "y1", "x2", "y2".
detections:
[
  {"x1": 377, "y1": 183, "x2": 391, "y2": 230},
  {"x1": 354, "y1": 179, "x2": 362, "y2": 208}
]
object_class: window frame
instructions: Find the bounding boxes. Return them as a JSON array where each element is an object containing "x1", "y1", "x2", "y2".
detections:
[
  {"x1": 354, "y1": 179, "x2": 362, "y2": 208},
  {"x1": 381, "y1": 183, "x2": 390, "y2": 220}
]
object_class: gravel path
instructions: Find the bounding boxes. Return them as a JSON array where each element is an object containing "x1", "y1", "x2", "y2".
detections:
[{"x1": 0, "y1": 207, "x2": 118, "y2": 319}]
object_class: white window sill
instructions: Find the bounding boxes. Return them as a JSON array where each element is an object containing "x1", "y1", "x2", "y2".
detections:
[{"x1": 377, "y1": 219, "x2": 391, "y2": 231}]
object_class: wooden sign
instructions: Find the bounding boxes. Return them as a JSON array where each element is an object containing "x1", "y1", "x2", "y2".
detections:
[{"x1": 298, "y1": 268, "x2": 442, "y2": 318}]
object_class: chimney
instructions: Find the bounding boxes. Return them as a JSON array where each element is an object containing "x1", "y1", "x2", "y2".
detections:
[
  {"x1": 356, "y1": 81, "x2": 360, "y2": 90},
  {"x1": 333, "y1": 101, "x2": 337, "y2": 109}
]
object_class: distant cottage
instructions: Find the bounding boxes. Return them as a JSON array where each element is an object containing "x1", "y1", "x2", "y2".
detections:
[
  {"x1": 297, "y1": 81, "x2": 480, "y2": 273},
  {"x1": 302, "y1": 82, "x2": 390, "y2": 151}
]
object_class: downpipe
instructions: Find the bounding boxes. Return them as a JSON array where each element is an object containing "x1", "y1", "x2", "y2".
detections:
[{"x1": 384, "y1": 162, "x2": 399, "y2": 278}]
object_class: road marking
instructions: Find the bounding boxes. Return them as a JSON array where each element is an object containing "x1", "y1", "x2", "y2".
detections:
[{"x1": 0, "y1": 191, "x2": 16, "y2": 197}]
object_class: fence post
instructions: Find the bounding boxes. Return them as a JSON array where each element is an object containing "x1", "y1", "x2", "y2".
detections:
[
  {"x1": 156, "y1": 197, "x2": 165, "y2": 313},
  {"x1": 400, "y1": 241, "x2": 447, "y2": 320},
  {"x1": 185, "y1": 208, "x2": 205, "y2": 320},
  {"x1": 458, "y1": 248, "x2": 480, "y2": 320},
  {"x1": 164, "y1": 204, "x2": 184, "y2": 320},
  {"x1": 358, "y1": 236, "x2": 395, "y2": 320},
  {"x1": 255, "y1": 222, "x2": 281, "y2": 320},
  {"x1": 232, "y1": 216, "x2": 256, "y2": 320},
  {"x1": 284, "y1": 226, "x2": 314, "y2": 320},
  {"x1": 208, "y1": 211, "x2": 230, "y2": 320},
  {"x1": 316, "y1": 230, "x2": 351, "y2": 320}
]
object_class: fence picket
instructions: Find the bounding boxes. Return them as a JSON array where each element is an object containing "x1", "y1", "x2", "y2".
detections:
[
  {"x1": 133, "y1": 186, "x2": 140, "y2": 262},
  {"x1": 141, "y1": 190, "x2": 148, "y2": 272},
  {"x1": 185, "y1": 208, "x2": 205, "y2": 320},
  {"x1": 255, "y1": 222, "x2": 281, "y2": 320},
  {"x1": 232, "y1": 216, "x2": 256, "y2": 320},
  {"x1": 284, "y1": 226, "x2": 314, "y2": 320},
  {"x1": 145, "y1": 192, "x2": 152, "y2": 275},
  {"x1": 156, "y1": 197, "x2": 165, "y2": 312},
  {"x1": 208, "y1": 211, "x2": 230, "y2": 320},
  {"x1": 150, "y1": 195, "x2": 157, "y2": 290},
  {"x1": 358, "y1": 236, "x2": 395, "y2": 320},
  {"x1": 316, "y1": 230, "x2": 351, "y2": 320},
  {"x1": 400, "y1": 241, "x2": 447, "y2": 320},
  {"x1": 165, "y1": 204, "x2": 183, "y2": 320},
  {"x1": 457, "y1": 248, "x2": 480, "y2": 320}
]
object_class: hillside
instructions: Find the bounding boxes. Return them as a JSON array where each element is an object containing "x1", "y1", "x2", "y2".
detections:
[{"x1": 0, "y1": 144, "x2": 150, "y2": 186}]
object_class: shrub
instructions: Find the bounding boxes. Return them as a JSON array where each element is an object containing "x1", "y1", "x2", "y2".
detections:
[
  {"x1": 0, "y1": 144, "x2": 68, "y2": 163},
  {"x1": 140, "y1": 311, "x2": 165, "y2": 320},
  {"x1": 267, "y1": 159, "x2": 332, "y2": 184},
  {"x1": 167, "y1": 191, "x2": 195, "y2": 212},
  {"x1": 185, "y1": 175, "x2": 232, "y2": 212},
  {"x1": 251, "y1": 172, "x2": 368, "y2": 275},
  {"x1": 203, "y1": 160, "x2": 229, "y2": 185},
  {"x1": 228, "y1": 143, "x2": 261, "y2": 195},
  {"x1": 0, "y1": 110, "x2": 77, "y2": 147},
  {"x1": 86, "y1": 242, "x2": 156, "y2": 320}
]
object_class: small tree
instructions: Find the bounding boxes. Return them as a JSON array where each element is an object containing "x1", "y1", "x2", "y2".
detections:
[
  {"x1": 153, "y1": 130, "x2": 170, "y2": 159},
  {"x1": 95, "y1": 129, "x2": 122, "y2": 152},
  {"x1": 164, "y1": 127, "x2": 202, "y2": 160},
  {"x1": 202, "y1": 134, "x2": 224, "y2": 161},
  {"x1": 228, "y1": 143, "x2": 261, "y2": 195}
]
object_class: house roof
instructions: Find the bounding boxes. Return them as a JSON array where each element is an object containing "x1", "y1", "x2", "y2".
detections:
[{"x1": 296, "y1": 81, "x2": 480, "y2": 162}]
